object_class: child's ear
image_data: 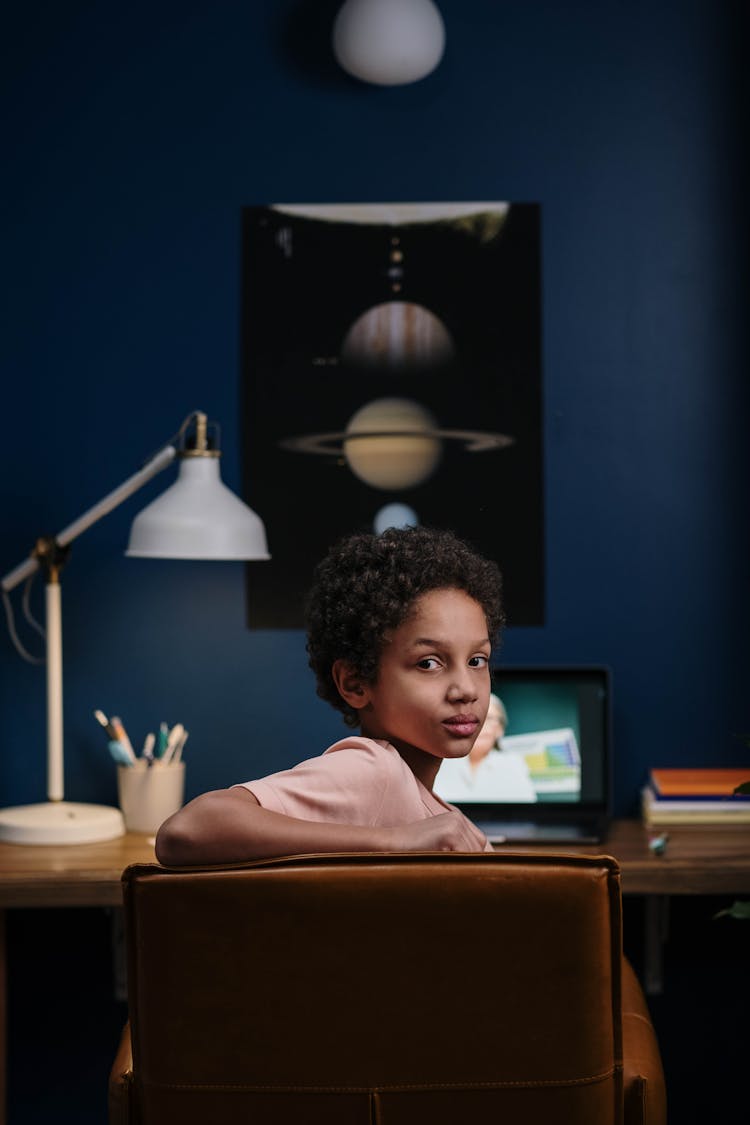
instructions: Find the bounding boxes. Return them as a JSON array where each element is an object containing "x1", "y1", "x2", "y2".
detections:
[{"x1": 332, "y1": 660, "x2": 371, "y2": 711}]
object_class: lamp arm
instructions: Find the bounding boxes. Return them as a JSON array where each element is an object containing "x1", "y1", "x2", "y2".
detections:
[{"x1": 1, "y1": 444, "x2": 177, "y2": 593}]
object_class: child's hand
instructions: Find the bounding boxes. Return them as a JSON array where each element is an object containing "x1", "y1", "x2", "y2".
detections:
[{"x1": 388, "y1": 811, "x2": 478, "y2": 852}]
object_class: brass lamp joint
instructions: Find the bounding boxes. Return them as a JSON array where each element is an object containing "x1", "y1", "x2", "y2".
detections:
[
  {"x1": 32, "y1": 537, "x2": 71, "y2": 584},
  {"x1": 180, "y1": 410, "x2": 221, "y2": 459}
]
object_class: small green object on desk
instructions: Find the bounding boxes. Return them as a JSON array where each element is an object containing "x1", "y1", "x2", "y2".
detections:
[{"x1": 648, "y1": 833, "x2": 669, "y2": 856}]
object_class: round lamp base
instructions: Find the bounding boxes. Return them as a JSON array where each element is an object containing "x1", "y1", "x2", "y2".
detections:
[{"x1": 0, "y1": 801, "x2": 126, "y2": 845}]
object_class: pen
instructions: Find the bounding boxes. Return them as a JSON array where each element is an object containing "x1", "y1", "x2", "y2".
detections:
[
  {"x1": 142, "y1": 731, "x2": 156, "y2": 766},
  {"x1": 162, "y1": 723, "x2": 185, "y2": 764},
  {"x1": 110, "y1": 716, "x2": 136, "y2": 763},
  {"x1": 171, "y1": 729, "x2": 188, "y2": 764},
  {"x1": 108, "y1": 740, "x2": 136, "y2": 767},
  {"x1": 156, "y1": 721, "x2": 169, "y2": 759},
  {"x1": 93, "y1": 709, "x2": 118, "y2": 741}
]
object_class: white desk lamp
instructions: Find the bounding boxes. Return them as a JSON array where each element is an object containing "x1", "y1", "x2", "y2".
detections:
[{"x1": 0, "y1": 411, "x2": 269, "y2": 845}]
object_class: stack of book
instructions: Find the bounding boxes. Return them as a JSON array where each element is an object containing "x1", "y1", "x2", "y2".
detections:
[{"x1": 642, "y1": 767, "x2": 750, "y2": 826}]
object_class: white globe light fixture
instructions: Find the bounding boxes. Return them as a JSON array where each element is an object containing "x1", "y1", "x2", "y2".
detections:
[{"x1": 332, "y1": 0, "x2": 446, "y2": 86}]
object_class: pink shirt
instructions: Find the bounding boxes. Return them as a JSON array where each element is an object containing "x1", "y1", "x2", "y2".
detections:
[{"x1": 241, "y1": 736, "x2": 492, "y2": 852}]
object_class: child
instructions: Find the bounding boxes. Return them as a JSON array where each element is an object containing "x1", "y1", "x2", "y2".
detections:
[{"x1": 155, "y1": 525, "x2": 505, "y2": 865}]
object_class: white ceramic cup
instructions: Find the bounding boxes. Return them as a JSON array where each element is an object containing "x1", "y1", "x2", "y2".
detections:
[{"x1": 117, "y1": 761, "x2": 186, "y2": 835}]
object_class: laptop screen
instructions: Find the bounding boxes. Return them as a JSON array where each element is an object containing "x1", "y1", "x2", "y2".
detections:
[{"x1": 433, "y1": 666, "x2": 612, "y2": 828}]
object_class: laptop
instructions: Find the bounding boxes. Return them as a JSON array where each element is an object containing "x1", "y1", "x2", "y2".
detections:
[{"x1": 434, "y1": 665, "x2": 613, "y2": 844}]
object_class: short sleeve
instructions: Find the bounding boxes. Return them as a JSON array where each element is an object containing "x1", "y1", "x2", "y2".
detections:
[{"x1": 239, "y1": 739, "x2": 418, "y2": 827}]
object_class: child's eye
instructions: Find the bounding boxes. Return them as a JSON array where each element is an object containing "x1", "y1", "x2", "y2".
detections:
[
  {"x1": 417, "y1": 657, "x2": 441, "y2": 670},
  {"x1": 469, "y1": 655, "x2": 489, "y2": 668}
]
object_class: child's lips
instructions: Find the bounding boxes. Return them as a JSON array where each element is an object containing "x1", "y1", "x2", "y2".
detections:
[{"x1": 442, "y1": 715, "x2": 479, "y2": 737}]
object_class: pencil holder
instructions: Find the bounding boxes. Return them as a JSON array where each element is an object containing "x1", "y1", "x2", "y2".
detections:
[{"x1": 117, "y1": 761, "x2": 186, "y2": 835}]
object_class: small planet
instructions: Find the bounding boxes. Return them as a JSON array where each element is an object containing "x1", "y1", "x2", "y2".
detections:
[{"x1": 373, "y1": 503, "x2": 420, "y2": 534}]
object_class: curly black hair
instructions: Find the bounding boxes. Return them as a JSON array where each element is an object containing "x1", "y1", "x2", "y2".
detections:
[{"x1": 305, "y1": 525, "x2": 505, "y2": 728}]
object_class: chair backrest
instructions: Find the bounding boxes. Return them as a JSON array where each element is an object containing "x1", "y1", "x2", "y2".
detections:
[{"x1": 122, "y1": 852, "x2": 624, "y2": 1125}]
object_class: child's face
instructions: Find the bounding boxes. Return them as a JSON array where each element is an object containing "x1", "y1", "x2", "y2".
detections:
[{"x1": 355, "y1": 587, "x2": 492, "y2": 786}]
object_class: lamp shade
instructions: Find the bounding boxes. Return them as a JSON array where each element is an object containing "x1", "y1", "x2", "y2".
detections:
[{"x1": 126, "y1": 456, "x2": 270, "y2": 560}]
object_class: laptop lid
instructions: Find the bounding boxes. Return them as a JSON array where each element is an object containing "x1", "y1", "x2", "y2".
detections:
[{"x1": 433, "y1": 665, "x2": 613, "y2": 843}]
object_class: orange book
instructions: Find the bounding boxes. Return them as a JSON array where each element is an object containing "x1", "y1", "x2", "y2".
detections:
[{"x1": 649, "y1": 768, "x2": 750, "y2": 798}]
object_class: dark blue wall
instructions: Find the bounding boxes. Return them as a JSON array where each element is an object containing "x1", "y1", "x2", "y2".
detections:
[
  {"x1": 2, "y1": 1, "x2": 746, "y2": 818},
  {"x1": 2, "y1": 0, "x2": 748, "y2": 816},
  {"x1": 2, "y1": 3, "x2": 748, "y2": 1121}
]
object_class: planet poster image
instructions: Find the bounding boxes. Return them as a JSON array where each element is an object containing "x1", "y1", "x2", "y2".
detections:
[{"x1": 241, "y1": 202, "x2": 543, "y2": 629}]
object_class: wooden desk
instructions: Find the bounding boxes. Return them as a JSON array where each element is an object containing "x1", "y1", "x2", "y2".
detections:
[
  {"x1": 498, "y1": 818, "x2": 750, "y2": 896},
  {"x1": 0, "y1": 832, "x2": 157, "y2": 910},
  {"x1": 0, "y1": 821, "x2": 748, "y2": 1124}
]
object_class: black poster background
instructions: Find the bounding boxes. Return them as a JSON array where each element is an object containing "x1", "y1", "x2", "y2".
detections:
[{"x1": 241, "y1": 203, "x2": 543, "y2": 629}]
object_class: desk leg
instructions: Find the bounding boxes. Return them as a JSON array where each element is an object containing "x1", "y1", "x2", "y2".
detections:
[
  {"x1": 0, "y1": 909, "x2": 6, "y2": 1125},
  {"x1": 644, "y1": 894, "x2": 670, "y2": 995}
]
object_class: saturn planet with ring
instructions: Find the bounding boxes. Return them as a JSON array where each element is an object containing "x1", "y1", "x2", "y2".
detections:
[{"x1": 279, "y1": 397, "x2": 514, "y2": 491}]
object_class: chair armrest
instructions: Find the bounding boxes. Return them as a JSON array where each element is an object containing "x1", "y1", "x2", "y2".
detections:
[
  {"x1": 621, "y1": 958, "x2": 667, "y2": 1125},
  {"x1": 108, "y1": 1020, "x2": 134, "y2": 1125}
]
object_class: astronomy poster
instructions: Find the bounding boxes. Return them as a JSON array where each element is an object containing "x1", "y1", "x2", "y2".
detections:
[{"x1": 241, "y1": 202, "x2": 543, "y2": 628}]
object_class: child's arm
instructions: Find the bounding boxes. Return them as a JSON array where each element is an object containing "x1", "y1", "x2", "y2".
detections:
[{"x1": 155, "y1": 787, "x2": 473, "y2": 866}]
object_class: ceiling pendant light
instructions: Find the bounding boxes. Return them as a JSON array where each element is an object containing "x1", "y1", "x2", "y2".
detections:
[{"x1": 332, "y1": 0, "x2": 446, "y2": 87}]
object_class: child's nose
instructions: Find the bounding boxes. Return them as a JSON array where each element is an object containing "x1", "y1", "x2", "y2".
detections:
[{"x1": 447, "y1": 673, "x2": 478, "y2": 702}]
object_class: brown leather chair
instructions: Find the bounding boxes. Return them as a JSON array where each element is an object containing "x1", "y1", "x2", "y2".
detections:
[{"x1": 109, "y1": 852, "x2": 666, "y2": 1125}]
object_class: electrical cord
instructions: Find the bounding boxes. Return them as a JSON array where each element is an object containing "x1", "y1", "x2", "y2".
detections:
[
  {"x1": 22, "y1": 573, "x2": 45, "y2": 638},
  {"x1": 2, "y1": 579, "x2": 44, "y2": 664}
]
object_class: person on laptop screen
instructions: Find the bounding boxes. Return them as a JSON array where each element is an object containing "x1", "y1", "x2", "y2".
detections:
[{"x1": 434, "y1": 693, "x2": 537, "y2": 803}]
